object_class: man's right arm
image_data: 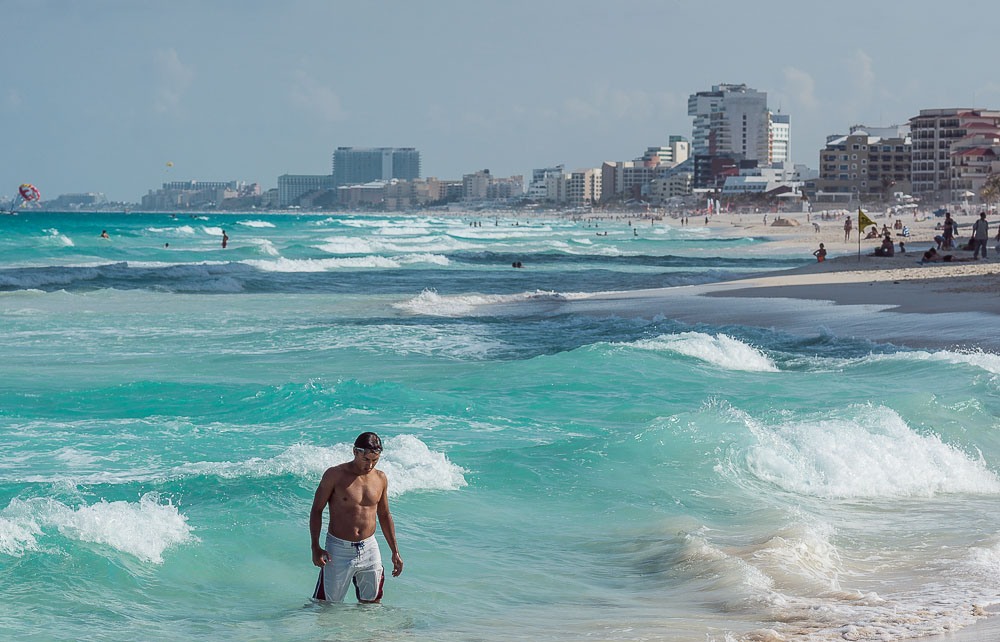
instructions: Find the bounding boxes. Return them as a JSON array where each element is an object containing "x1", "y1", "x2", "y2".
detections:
[{"x1": 310, "y1": 468, "x2": 335, "y2": 567}]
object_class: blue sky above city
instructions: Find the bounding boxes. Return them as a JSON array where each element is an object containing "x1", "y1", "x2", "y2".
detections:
[{"x1": 2, "y1": 0, "x2": 999, "y2": 202}]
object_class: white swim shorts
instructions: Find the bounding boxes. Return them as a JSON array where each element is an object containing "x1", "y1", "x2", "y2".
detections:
[{"x1": 312, "y1": 533, "x2": 384, "y2": 603}]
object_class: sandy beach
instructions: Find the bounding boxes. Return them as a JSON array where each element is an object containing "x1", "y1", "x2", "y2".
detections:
[{"x1": 561, "y1": 208, "x2": 1000, "y2": 353}]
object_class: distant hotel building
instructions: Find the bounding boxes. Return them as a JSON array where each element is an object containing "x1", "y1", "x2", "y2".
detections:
[
  {"x1": 771, "y1": 114, "x2": 791, "y2": 164},
  {"x1": 332, "y1": 147, "x2": 421, "y2": 187},
  {"x1": 909, "y1": 108, "x2": 1000, "y2": 202},
  {"x1": 566, "y1": 169, "x2": 602, "y2": 206},
  {"x1": 600, "y1": 137, "x2": 690, "y2": 203},
  {"x1": 277, "y1": 174, "x2": 336, "y2": 207},
  {"x1": 527, "y1": 165, "x2": 564, "y2": 200},
  {"x1": 142, "y1": 180, "x2": 262, "y2": 210},
  {"x1": 814, "y1": 125, "x2": 912, "y2": 202},
  {"x1": 461, "y1": 169, "x2": 524, "y2": 201},
  {"x1": 525, "y1": 166, "x2": 601, "y2": 206},
  {"x1": 688, "y1": 83, "x2": 790, "y2": 188}
]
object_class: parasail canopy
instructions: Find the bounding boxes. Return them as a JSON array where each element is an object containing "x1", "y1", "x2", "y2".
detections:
[{"x1": 18, "y1": 183, "x2": 40, "y2": 202}]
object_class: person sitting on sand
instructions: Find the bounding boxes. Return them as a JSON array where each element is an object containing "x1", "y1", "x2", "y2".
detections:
[
  {"x1": 871, "y1": 235, "x2": 895, "y2": 257},
  {"x1": 812, "y1": 243, "x2": 826, "y2": 263},
  {"x1": 864, "y1": 226, "x2": 879, "y2": 239}
]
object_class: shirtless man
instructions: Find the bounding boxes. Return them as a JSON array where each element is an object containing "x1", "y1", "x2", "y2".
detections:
[{"x1": 310, "y1": 432, "x2": 403, "y2": 603}]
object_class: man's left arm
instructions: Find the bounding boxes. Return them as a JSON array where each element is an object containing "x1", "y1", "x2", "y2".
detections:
[{"x1": 377, "y1": 475, "x2": 403, "y2": 577}]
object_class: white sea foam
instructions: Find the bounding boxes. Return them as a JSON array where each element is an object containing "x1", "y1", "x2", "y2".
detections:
[
  {"x1": 395, "y1": 288, "x2": 581, "y2": 317},
  {"x1": 0, "y1": 493, "x2": 194, "y2": 563},
  {"x1": 42, "y1": 228, "x2": 74, "y2": 247},
  {"x1": 124, "y1": 260, "x2": 228, "y2": 269},
  {"x1": 688, "y1": 521, "x2": 996, "y2": 642},
  {"x1": 54, "y1": 447, "x2": 100, "y2": 467},
  {"x1": 236, "y1": 220, "x2": 276, "y2": 228},
  {"x1": 242, "y1": 254, "x2": 447, "y2": 272},
  {"x1": 173, "y1": 435, "x2": 466, "y2": 496},
  {"x1": 635, "y1": 332, "x2": 779, "y2": 372},
  {"x1": 316, "y1": 237, "x2": 377, "y2": 254},
  {"x1": 445, "y1": 227, "x2": 556, "y2": 240},
  {"x1": 318, "y1": 235, "x2": 477, "y2": 254},
  {"x1": 964, "y1": 537, "x2": 1000, "y2": 579},
  {"x1": 338, "y1": 217, "x2": 440, "y2": 230},
  {"x1": 246, "y1": 238, "x2": 280, "y2": 257},
  {"x1": 373, "y1": 225, "x2": 429, "y2": 236},
  {"x1": 734, "y1": 405, "x2": 1000, "y2": 498},
  {"x1": 309, "y1": 323, "x2": 506, "y2": 360},
  {"x1": 864, "y1": 348, "x2": 1000, "y2": 376},
  {"x1": 202, "y1": 226, "x2": 224, "y2": 236},
  {"x1": 146, "y1": 225, "x2": 196, "y2": 235}
]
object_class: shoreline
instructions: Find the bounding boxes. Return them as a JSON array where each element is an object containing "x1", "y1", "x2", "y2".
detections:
[{"x1": 557, "y1": 210, "x2": 1000, "y2": 351}]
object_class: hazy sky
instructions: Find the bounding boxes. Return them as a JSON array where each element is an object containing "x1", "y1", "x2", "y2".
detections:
[{"x1": 3, "y1": 0, "x2": 999, "y2": 202}]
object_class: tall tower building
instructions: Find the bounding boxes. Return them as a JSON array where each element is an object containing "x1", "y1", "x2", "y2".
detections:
[
  {"x1": 770, "y1": 113, "x2": 791, "y2": 164},
  {"x1": 331, "y1": 147, "x2": 421, "y2": 186},
  {"x1": 688, "y1": 84, "x2": 789, "y2": 187}
]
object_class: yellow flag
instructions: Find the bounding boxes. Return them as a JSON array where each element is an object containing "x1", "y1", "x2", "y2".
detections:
[{"x1": 858, "y1": 208, "x2": 875, "y2": 231}]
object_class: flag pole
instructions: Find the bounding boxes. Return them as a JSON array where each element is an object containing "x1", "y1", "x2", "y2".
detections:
[{"x1": 857, "y1": 207, "x2": 875, "y2": 262}]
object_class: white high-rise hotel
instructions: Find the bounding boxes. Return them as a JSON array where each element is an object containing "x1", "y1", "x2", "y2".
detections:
[{"x1": 687, "y1": 84, "x2": 789, "y2": 185}]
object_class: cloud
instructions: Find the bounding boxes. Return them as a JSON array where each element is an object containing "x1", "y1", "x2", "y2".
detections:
[
  {"x1": 850, "y1": 49, "x2": 876, "y2": 97},
  {"x1": 782, "y1": 67, "x2": 818, "y2": 111},
  {"x1": 153, "y1": 48, "x2": 194, "y2": 114},
  {"x1": 560, "y1": 88, "x2": 685, "y2": 123},
  {"x1": 563, "y1": 95, "x2": 602, "y2": 121},
  {"x1": 290, "y1": 70, "x2": 347, "y2": 122}
]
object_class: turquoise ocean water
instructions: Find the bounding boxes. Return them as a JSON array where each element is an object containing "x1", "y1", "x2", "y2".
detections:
[{"x1": 1, "y1": 211, "x2": 999, "y2": 641}]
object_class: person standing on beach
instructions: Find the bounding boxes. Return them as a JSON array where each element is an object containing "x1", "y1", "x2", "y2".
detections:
[
  {"x1": 843, "y1": 216, "x2": 852, "y2": 241},
  {"x1": 310, "y1": 432, "x2": 403, "y2": 603},
  {"x1": 942, "y1": 213, "x2": 954, "y2": 249},
  {"x1": 972, "y1": 212, "x2": 989, "y2": 259}
]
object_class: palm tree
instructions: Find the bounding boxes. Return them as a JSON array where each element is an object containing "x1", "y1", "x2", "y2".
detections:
[{"x1": 980, "y1": 173, "x2": 1000, "y2": 212}]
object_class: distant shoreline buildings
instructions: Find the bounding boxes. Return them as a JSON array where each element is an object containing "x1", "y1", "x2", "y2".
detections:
[{"x1": 39, "y1": 85, "x2": 1000, "y2": 212}]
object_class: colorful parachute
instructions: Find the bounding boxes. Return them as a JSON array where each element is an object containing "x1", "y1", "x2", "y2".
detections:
[
  {"x1": 5, "y1": 183, "x2": 41, "y2": 212},
  {"x1": 19, "y1": 183, "x2": 40, "y2": 202}
]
